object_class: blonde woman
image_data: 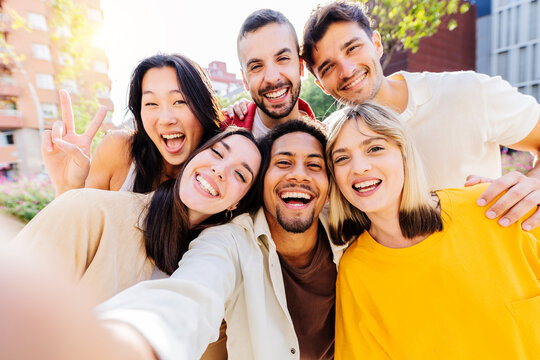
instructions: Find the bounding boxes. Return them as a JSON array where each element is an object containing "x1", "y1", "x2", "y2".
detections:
[{"x1": 325, "y1": 104, "x2": 540, "y2": 359}]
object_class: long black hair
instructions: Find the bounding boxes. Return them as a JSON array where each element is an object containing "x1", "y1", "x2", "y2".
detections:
[
  {"x1": 144, "y1": 127, "x2": 267, "y2": 275},
  {"x1": 128, "y1": 54, "x2": 222, "y2": 193}
]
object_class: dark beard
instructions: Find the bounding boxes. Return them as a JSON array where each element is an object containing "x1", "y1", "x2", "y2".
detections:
[
  {"x1": 253, "y1": 81, "x2": 301, "y2": 119},
  {"x1": 276, "y1": 207, "x2": 315, "y2": 233}
]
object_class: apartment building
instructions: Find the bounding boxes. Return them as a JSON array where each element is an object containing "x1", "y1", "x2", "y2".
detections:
[{"x1": 0, "y1": 0, "x2": 113, "y2": 177}]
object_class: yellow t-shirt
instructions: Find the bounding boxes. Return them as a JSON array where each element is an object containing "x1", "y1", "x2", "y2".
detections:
[{"x1": 336, "y1": 184, "x2": 540, "y2": 360}]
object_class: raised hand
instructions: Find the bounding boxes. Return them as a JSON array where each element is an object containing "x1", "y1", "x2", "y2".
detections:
[
  {"x1": 42, "y1": 89, "x2": 108, "y2": 196},
  {"x1": 221, "y1": 97, "x2": 250, "y2": 120}
]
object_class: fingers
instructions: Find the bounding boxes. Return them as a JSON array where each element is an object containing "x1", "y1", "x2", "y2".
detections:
[
  {"x1": 83, "y1": 106, "x2": 108, "y2": 139},
  {"x1": 51, "y1": 120, "x2": 65, "y2": 144},
  {"x1": 464, "y1": 174, "x2": 493, "y2": 187},
  {"x1": 53, "y1": 139, "x2": 90, "y2": 168},
  {"x1": 41, "y1": 129, "x2": 54, "y2": 153},
  {"x1": 59, "y1": 89, "x2": 75, "y2": 134},
  {"x1": 234, "y1": 99, "x2": 249, "y2": 119},
  {"x1": 477, "y1": 171, "x2": 540, "y2": 229},
  {"x1": 223, "y1": 105, "x2": 236, "y2": 120},
  {"x1": 521, "y1": 208, "x2": 540, "y2": 231}
]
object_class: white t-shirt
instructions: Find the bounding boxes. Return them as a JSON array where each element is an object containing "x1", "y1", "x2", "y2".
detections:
[
  {"x1": 251, "y1": 110, "x2": 271, "y2": 139},
  {"x1": 394, "y1": 71, "x2": 540, "y2": 190}
]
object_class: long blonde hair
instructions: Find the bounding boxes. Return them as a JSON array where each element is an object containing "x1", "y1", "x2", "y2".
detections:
[{"x1": 325, "y1": 103, "x2": 442, "y2": 245}]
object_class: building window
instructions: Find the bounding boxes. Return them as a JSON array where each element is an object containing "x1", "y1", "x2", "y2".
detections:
[
  {"x1": 497, "y1": 51, "x2": 509, "y2": 81},
  {"x1": 56, "y1": 25, "x2": 72, "y2": 38},
  {"x1": 93, "y1": 60, "x2": 108, "y2": 74},
  {"x1": 32, "y1": 44, "x2": 52, "y2": 61},
  {"x1": 87, "y1": 8, "x2": 102, "y2": 22},
  {"x1": 36, "y1": 73, "x2": 55, "y2": 90},
  {"x1": 27, "y1": 12, "x2": 48, "y2": 31},
  {"x1": 41, "y1": 103, "x2": 58, "y2": 119},
  {"x1": 0, "y1": 131, "x2": 15, "y2": 146},
  {"x1": 519, "y1": 46, "x2": 527, "y2": 83},
  {"x1": 61, "y1": 79, "x2": 78, "y2": 94},
  {"x1": 531, "y1": 0, "x2": 538, "y2": 40},
  {"x1": 58, "y1": 52, "x2": 74, "y2": 66}
]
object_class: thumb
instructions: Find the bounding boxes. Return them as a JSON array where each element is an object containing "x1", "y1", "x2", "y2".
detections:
[{"x1": 54, "y1": 139, "x2": 90, "y2": 168}]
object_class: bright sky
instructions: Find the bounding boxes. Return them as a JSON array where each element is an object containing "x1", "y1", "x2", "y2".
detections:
[{"x1": 100, "y1": 0, "x2": 323, "y2": 125}]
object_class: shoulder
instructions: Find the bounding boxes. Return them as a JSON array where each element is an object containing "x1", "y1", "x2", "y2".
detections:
[
  {"x1": 95, "y1": 130, "x2": 132, "y2": 155},
  {"x1": 56, "y1": 188, "x2": 149, "y2": 213}
]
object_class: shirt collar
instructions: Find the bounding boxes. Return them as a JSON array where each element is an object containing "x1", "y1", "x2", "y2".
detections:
[{"x1": 390, "y1": 71, "x2": 432, "y2": 121}]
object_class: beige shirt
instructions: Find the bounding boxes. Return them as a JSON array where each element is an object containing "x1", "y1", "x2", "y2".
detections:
[
  {"x1": 98, "y1": 208, "x2": 347, "y2": 360},
  {"x1": 14, "y1": 189, "x2": 153, "y2": 304}
]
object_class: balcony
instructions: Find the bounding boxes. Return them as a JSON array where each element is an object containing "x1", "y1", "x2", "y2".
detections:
[
  {"x1": 0, "y1": 109, "x2": 23, "y2": 129},
  {"x1": 0, "y1": 144, "x2": 17, "y2": 164},
  {"x1": 0, "y1": 77, "x2": 20, "y2": 97}
]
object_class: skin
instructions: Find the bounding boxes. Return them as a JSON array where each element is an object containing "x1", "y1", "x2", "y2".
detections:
[
  {"x1": 140, "y1": 66, "x2": 204, "y2": 179},
  {"x1": 237, "y1": 23, "x2": 304, "y2": 128},
  {"x1": 43, "y1": 66, "x2": 206, "y2": 195},
  {"x1": 310, "y1": 20, "x2": 540, "y2": 231},
  {"x1": 180, "y1": 135, "x2": 261, "y2": 225},
  {"x1": 263, "y1": 131, "x2": 329, "y2": 266}
]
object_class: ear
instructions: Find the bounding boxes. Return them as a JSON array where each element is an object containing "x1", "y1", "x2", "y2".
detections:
[
  {"x1": 299, "y1": 58, "x2": 304, "y2": 77},
  {"x1": 315, "y1": 78, "x2": 330, "y2": 95},
  {"x1": 241, "y1": 70, "x2": 249, "y2": 92},
  {"x1": 372, "y1": 30, "x2": 384, "y2": 59},
  {"x1": 228, "y1": 203, "x2": 238, "y2": 212}
]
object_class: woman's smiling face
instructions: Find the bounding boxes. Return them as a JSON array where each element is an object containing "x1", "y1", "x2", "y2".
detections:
[
  {"x1": 331, "y1": 118, "x2": 404, "y2": 217},
  {"x1": 179, "y1": 134, "x2": 261, "y2": 219}
]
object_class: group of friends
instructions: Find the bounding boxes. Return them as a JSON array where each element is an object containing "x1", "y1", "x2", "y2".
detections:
[{"x1": 2, "y1": 1, "x2": 540, "y2": 359}]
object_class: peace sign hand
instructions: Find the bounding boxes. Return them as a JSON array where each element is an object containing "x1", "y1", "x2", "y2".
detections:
[{"x1": 42, "y1": 90, "x2": 108, "y2": 196}]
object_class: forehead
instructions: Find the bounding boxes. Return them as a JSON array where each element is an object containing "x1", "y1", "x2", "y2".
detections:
[
  {"x1": 271, "y1": 131, "x2": 324, "y2": 157},
  {"x1": 238, "y1": 23, "x2": 298, "y2": 65},
  {"x1": 313, "y1": 21, "x2": 371, "y2": 61},
  {"x1": 141, "y1": 66, "x2": 180, "y2": 91}
]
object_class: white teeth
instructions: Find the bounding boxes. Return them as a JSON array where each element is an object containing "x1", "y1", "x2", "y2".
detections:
[
  {"x1": 354, "y1": 179, "x2": 380, "y2": 192},
  {"x1": 343, "y1": 72, "x2": 367, "y2": 90},
  {"x1": 196, "y1": 175, "x2": 218, "y2": 196},
  {"x1": 162, "y1": 133, "x2": 184, "y2": 139},
  {"x1": 280, "y1": 191, "x2": 312, "y2": 200},
  {"x1": 265, "y1": 88, "x2": 287, "y2": 99}
]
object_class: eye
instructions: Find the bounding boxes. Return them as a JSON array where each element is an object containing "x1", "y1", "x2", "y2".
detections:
[
  {"x1": 333, "y1": 155, "x2": 349, "y2": 164},
  {"x1": 144, "y1": 102, "x2": 157, "y2": 107},
  {"x1": 249, "y1": 64, "x2": 262, "y2": 72},
  {"x1": 275, "y1": 159, "x2": 291, "y2": 168},
  {"x1": 174, "y1": 100, "x2": 186, "y2": 105},
  {"x1": 321, "y1": 64, "x2": 334, "y2": 78},
  {"x1": 277, "y1": 56, "x2": 290, "y2": 62},
  {"x1": 308, "y1": 162, "x2": 323, "y2": 171},
  {"x1": 235, "y1": 170, "x2": 247, "y2": 183},
  {"x1": 347, "y1": 44, "x2": 359, "y2": 54},
  {"x1": 368, "y1": 145, "x2": 384, "y2": 153},
  {"x1": 211, "y1": 148, "x2": 223, "y2": 159}
]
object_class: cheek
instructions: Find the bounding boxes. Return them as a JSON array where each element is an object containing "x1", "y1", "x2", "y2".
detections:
[{"x1": 333, "y1": 167, "x2": 349, "y2": 192}]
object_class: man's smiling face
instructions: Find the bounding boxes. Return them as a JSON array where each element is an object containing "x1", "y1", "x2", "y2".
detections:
[{"x1": 263, "y1": 131, "x2": 329, "y2": 233}]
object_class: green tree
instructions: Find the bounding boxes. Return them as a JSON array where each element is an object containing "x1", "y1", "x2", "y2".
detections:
[
  {"x1": 300, "y1": 74, "x2": 339, "y2": 121},
  {"x1": 358, "y1": 0, "x2": 470, "y2": 69},
  {"x1": 217, "y1": 91, "x2": 251, "y2": 109}
]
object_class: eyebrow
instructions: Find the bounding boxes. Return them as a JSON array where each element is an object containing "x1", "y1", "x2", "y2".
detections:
[
  {"x1": 332, "y1": 136, "x2": 388, "y2": 156},
  {"x1": 142, "y1": 89, "x2": 182, "y2": 95},
  {"x1": 245, "y1": 47, "x2": 292, "y2": 69},
  {"x1": 220, "y1": 140, "x2": 255, "y2": 178},
  {"x1": 273, "y1": 151, "x2": 324, "y2": 160},
  {"x1": 316, "y1": 37, "x2": 362, "y2": 75}
]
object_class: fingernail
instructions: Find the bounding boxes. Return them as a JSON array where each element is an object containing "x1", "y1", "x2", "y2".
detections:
[
  {"x1": 499, "y1": 217, "x2": 510, "y2": 227},
  {"x1": 477, "y1": 199, "x2": 486, "y2": 206},
  {"x1": 523, "y1": 224, "x2": 532, "y2": 231},
  {"x1": 47, "y1": 145, "x2": 53, "y2": 152},
  {"x1": 486, "y1": 211, "x2": 496, "y2": 219}
]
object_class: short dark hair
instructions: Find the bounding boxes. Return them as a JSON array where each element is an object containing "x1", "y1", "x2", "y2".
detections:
[
  {"x1": 237, "y1": 9, "x2": 299, "y2": 62},
  {"x1": 129, "y1": 54, "x2": 222, "y2": 193},
  {"x1": 302, "y1": 1, "x2": 373, "y2": 74},
  {"x1": 257, "y1": 118, "x2": 328, "y2": 183}
]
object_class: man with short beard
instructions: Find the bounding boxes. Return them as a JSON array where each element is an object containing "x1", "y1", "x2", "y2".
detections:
[
  {"x1": 223, "y1": 9, "x2": 316, "y2": 138},
  {"x1": 302, "y1": 1, "x2": 540, "y2": 231},
  {"x1": 84, "y1": 119, "x2": 343, "y2": 360}
]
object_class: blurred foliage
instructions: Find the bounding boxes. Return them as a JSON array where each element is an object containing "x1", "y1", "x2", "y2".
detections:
[
  {"x1": 358, "y1": 0, "x2": 470, "y2": 69},
  {"x1": 501, "y1": 148, "x2": 534, "y2": 175},
  {"x1": 0, "y1": 176, "x2": 54, "y2": 222},
  {"x1": 300, "y1": 74, "x2": 339, "y2": 121},
  {"x1": 217, "y1": 91, "x2": 251, "y2": 109}
]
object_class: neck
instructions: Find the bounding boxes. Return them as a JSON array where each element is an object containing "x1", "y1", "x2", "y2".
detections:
[
  {"x1": 372, "y1": 75, "x2": 408, "y2": 114},
  {"x1": 265, "y1": 210, "x2": 319, "y2": 268},
  {"x1": 187, "y1": 209, "x2": 210, "y2": 229},
  {"x1": 162, "y1": 161, "x2": 181, "y2": 183},
  {"x1": 256, "y1": 103, "x2": 302, "y2": 130},
  {"x1": 367, "y1": 208, "x2": 426, "y2": 249}
]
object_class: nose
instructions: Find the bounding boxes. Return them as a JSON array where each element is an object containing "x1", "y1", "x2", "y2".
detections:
[
  {"x1": 211, "y1": 165, "x2": 224, "y2": 181},
  {"x1": 263, "y1": 63, "x2": 281, "y2": 84},
  {"x1": 158, "y1": 106, "x2": 177, "y2": 125},
  {"x1": 352, "y1": 155, "x2": 371, "y2": 175},
  {"x1": 339, "y1": 58, "x2": 356, "y2": 80},
  {"x1": 285, "y1": 163, "x2": 311, "y2": 183}
]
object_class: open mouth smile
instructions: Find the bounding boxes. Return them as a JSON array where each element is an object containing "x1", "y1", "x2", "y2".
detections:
[
  {"x1": 352, "y1": 179, "x2": 381, "y2": 195},
  {"x1": 279, "y1": 190, "x2": 314, "y2": 209},
  {"x1": 162, "y1": 132, "x2": 185, "y2": 153},
  {"x1": 195, "y1": 173, "x2": 219, "y2": 197},
  {"x1": 263, "y1": 87, "x2": 289, "y2": 102},
  {"x1": 341, "y1": 70, "x2": 367, "y2": 91}
]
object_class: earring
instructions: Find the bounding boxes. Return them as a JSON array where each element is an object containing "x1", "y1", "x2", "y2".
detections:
[{"x1": 225, "y1": 209, "x2": 233, "y2": 221}]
